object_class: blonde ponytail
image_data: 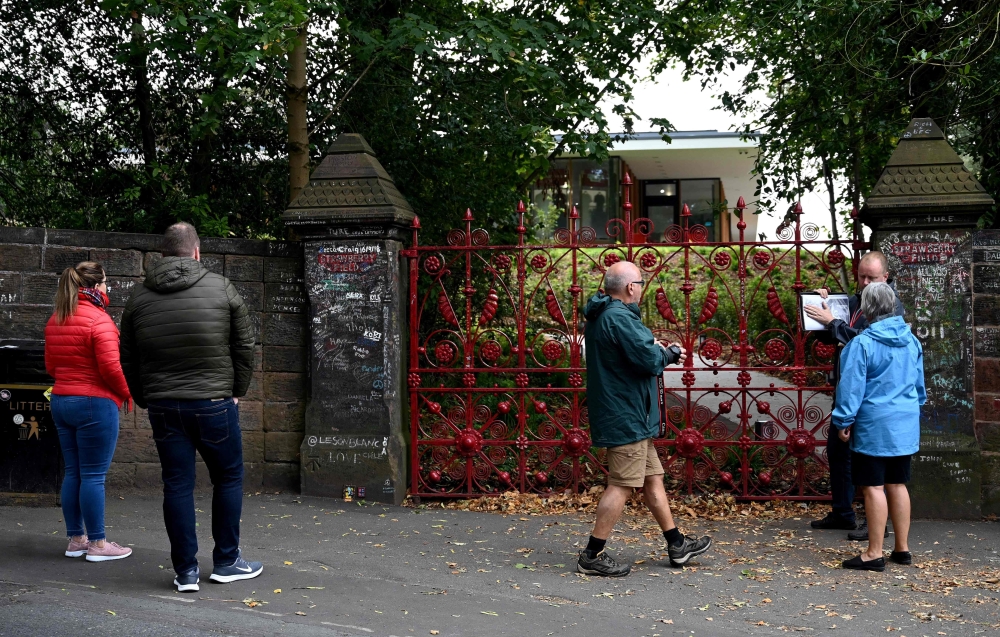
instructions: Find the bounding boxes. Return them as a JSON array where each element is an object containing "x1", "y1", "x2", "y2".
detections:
[{"x1": 54, "y1": 261, "x2": 105, "y2": 323}]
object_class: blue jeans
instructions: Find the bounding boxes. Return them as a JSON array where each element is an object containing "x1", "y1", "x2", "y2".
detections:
[
  {"x1": 827, "y1": 425, "x2": 856, "y2": 524},
  {"x1": 51, "y1": 395, "x2": 120, "y2": 542},
  {"x1": 147, "y1": 398, "x2": 244, "y2": 574}
]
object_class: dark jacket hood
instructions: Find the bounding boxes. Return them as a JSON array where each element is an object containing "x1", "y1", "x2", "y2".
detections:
[
  {"x1": 143, "y1": 257, "x2": 209, "y2": 293},
  {"x1": 584, "y1": 293, "x2": 640, "y2": 321},
  {"x1": 866, "y1": 315, "x2": 912, "y2": 347}
]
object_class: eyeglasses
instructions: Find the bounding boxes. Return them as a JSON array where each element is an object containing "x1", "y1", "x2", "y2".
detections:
[{"x1": 630, "y1": 280, "x2": 645, "y2": 287}]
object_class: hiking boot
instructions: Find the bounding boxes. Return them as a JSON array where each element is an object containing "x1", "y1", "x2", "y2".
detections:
[
  {"x1": 668, "y1": 535, "x2": 713, "y2": 566},
  {"x1": 847, "y1": 519, "x2": 889, "y2": 541},
  {"x1": 209, "y1": 551, "x2": 263, "y2": 583},
  {"x1": 577, "y1": 550, "x2": 631, "y2": 577},
  {"x1": 65, "y1": 536, "x2": 89, "y2": 558},
  {"x1": 841, "y1": 554, "x2": 885, "y2": 572},
  {"x1": 810, "y1": 513, "x2": 856, "y2": 530},
  {"x1": 85, "y1": 540, "x2": 132, "y2": 562},
  {"x1": 889, "y1": 551, "x2": 912, "y2": 565},
  {"x1": 174, "y1": 567, "x2": 200, "y2": 593}
]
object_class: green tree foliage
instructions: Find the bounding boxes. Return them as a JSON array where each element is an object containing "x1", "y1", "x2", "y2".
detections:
[
  {"x1": 671, "y1": 0, "x2": 1000, "y2": 230},
  {"x1": 0, "y1": 0, "x2": 718, "y2": 240}
]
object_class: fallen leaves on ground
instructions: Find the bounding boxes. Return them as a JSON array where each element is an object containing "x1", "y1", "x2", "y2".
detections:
[
  {"x1": 533, "y1": 595, "x2": 585, "y2": 606},
  {"x1": 408, "y1": 489, "x2": 825, "y2": 521}
]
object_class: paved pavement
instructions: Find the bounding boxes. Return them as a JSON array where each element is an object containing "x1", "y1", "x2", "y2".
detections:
[{"x1": 2, "y1": 493, "x2": 999, "y2": 636}]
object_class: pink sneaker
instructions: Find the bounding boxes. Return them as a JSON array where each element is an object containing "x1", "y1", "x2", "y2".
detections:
[
  {"x1": 65, "y1": 537, "x2": 89, "y2": 558},
  {"x1": 86, "y1": 540, "x2": 133, "y2": 562}
]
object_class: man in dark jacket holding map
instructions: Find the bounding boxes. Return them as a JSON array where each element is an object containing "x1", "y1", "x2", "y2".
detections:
[
  {"x1": 121, "y1": 222, "x2": 261, "y2": 593},
  {"x1": 804, "y1": 251, "x2": 905, "y2": 540},
  {"x1": 577, "y1": 260, "x2": 712, "y2": 577}
]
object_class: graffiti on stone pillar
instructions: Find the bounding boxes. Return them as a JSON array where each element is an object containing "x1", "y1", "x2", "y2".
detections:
[{"x1": 883, "y1": 230, "x2": 973, "y2": 414}]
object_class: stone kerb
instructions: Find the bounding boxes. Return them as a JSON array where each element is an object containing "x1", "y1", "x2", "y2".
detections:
[{"x1": 0, "y1": 227, "x2": 308, "y2": 492}]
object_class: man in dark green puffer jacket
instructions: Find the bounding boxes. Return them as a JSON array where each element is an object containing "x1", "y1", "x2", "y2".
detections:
[{"x1": 120, "y1": 222, "x2": 261, "y2": 593}]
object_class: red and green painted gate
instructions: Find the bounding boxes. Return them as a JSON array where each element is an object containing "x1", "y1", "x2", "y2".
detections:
[{"x1": 405, "y1": 176, "x2": 867, "y2": 499}]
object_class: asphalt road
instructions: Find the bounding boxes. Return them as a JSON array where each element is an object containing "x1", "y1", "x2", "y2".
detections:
[{"x1": 2, "y1": 493, "x2": 999, "y2": 636}]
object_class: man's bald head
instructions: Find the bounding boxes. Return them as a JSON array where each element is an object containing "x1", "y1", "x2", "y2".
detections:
[
  {"x1": 857, "y1": 250, "x2": 889, "y2": 290},
  {"x1": 859, "y1": 251, "x2": 888, "y2": 275},
  {"x1": 605, "y1": 261, "x2": 643, "y2": 302}
]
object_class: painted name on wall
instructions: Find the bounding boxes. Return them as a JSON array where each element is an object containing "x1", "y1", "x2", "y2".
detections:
[
  {"x1": 890, "y1": 241, "x2": 957, "y2": 264},
  {"x1": 318, "y1": 252, "x2": 378, "y2": 273}
]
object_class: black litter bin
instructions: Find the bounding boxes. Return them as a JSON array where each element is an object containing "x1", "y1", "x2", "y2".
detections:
[{"x1": 0, "y1": 339, "x2": 62, "y2": 506}]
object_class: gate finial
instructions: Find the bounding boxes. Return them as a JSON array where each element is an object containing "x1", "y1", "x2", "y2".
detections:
[{"x1": 516, "y1": 200, "x2": 527, "y2": 243}]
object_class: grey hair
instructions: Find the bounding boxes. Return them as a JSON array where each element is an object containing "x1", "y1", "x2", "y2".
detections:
[
  {"x1": 861, "y1": 282, "x2": 896, "y2": 323},
  {"x1": 604, "y1": 267, "x2": 630, "y2": 295}
]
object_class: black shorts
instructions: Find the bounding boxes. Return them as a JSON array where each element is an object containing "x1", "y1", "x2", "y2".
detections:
[{"x1": 852, "y1": 452, "x2": 912, "y2": 486}]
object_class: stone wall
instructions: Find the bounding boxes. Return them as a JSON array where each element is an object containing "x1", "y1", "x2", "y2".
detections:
[
  {"x1": 0, "y1": 227, "x2": 309, "y2": 492},
  {"x1": 972, "y1": 230, "x2": 1000, "y2": 516}
]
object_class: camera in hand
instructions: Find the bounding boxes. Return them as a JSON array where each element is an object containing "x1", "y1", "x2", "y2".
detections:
[{"x1": 667, "y1": 344, "x2": 682, "y2": 364}]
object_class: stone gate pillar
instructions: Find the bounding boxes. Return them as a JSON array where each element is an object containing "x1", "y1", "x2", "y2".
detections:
[
  {"x1": 861, "y1": 118, "x2": 994, "y2": 519},
  {"x1": 282, "y1": 134, "x2": 414, "y2": 504}
]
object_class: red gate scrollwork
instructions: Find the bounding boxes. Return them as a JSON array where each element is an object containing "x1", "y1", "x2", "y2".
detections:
[{"x1": 406, "y1": 175, "x2": 867, "y2": 499}]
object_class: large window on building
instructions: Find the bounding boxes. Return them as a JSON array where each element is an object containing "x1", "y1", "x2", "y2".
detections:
[
  {"x1": 681, "y1": 179, "x2": 721, "y2": 239},
  {"x1": 640, "y1": 178, "x2": 721, "y2": 242},
  {"x1": 532, "y1": 158, "x2": 621, "y2": 240},
  {"x1": 643, "y1": 181, "x2": 677, "y2": 236}
]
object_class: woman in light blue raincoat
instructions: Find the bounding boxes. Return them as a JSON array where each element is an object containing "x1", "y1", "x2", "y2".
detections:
[{"x1": 832, "y1": 282, "x2": 926, "y2": 572}]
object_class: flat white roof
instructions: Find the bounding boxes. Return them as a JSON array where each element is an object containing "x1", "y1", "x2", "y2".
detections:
[{"x1": 609, "y1": 130, "x2": 757, "y2": 151}]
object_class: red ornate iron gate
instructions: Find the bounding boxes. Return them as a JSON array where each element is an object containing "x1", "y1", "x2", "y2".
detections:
[{"x1": 406, "y1": 177, "x2": 866, "y2": 499}]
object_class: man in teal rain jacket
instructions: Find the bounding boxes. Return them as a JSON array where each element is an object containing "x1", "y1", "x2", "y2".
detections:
[
  {"x1": 576, "y1": 261, "x2": 712, "y2": 577},
  {"x1": 832, "y1": 282, "x2": 926, "y2": 572}
]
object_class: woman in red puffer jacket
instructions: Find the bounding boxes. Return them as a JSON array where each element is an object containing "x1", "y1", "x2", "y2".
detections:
[{"x1": 45, "y1": 261, "x2": 133, "y2": 563}]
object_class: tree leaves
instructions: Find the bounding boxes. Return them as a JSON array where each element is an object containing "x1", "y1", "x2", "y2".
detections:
[
  {"x1": 676, "y1": 0, "x2": 1000, "y2": 229},
  {"x1": 0, "y1": 0, "x2": 691, "y2": 241}
]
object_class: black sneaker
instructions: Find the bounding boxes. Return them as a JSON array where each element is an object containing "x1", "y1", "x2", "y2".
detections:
[
  {"x1": 173, "y1": 567, "x2": 200, "y2": 593},
  {"x1": 810, "y1": 513, "x2": 856, "y2": 530},
  {"x1": 841, "y1": 554, "x2": 885, "y2": 572},
  {"x1": 577, "y1": 550, "x2": 631, "y2": 577},
  {"x1": 847, "y1": 520, "x2": 889, "y2": 541},
  {"x1": 668, "y1": 535, "x2": 713, "y2": 566},
  {"x1": 889, "y1": 551, "x2": 912, "y2": 565},
  {"x1": 209, "y1": 551, "x2": 263, "y2": 583}
]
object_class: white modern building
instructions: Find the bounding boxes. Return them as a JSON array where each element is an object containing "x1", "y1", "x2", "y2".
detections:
[{"x1": 538, "y1": 130, "x2": 759, "y2": 242}]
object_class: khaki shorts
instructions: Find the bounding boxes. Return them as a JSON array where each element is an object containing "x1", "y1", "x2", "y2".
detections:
[{"x1": 607, "y1": 438, "x2": 664, "y2": 488}]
